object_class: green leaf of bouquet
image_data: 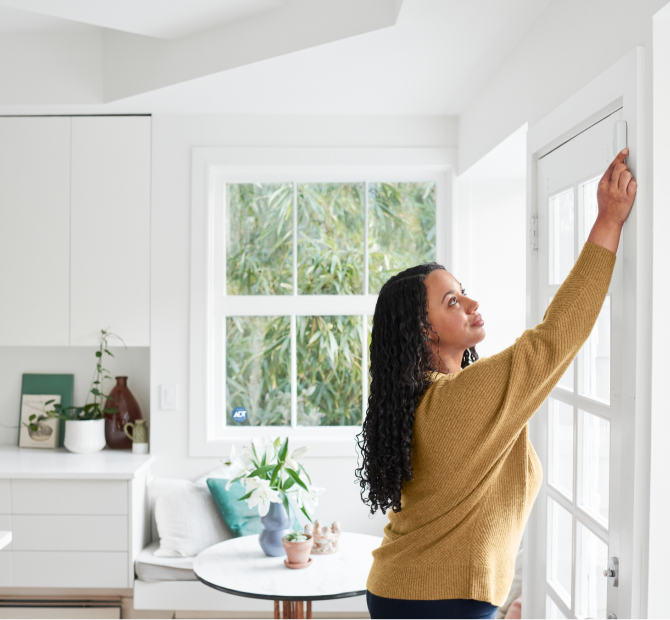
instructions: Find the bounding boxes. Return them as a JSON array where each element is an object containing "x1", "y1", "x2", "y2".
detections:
[
  {"x1": 278, "y1": 436, "x2": 289, "y2": 463},
  {"x1": 282, "y1": 493, "x2": 291, "y2": 520},
  {"x1": 282, "y1": 477, "x2": 296, "y2": 490},
  {"x1": 298, "y1": 463, "x2": 312, "y2": 485},
  {"x1": 300, "y1": 503, "x2": 313, "y2": 523},
  {"x1": 237, "y1": 489, "x2": 255, "y2": 501},
  {"x1": 246, "y1": 464, "x2": 276, "y2": 478},
  {"x1": 269, "y1": 462, "x2": 282, "y2": 486},
  {"x1": 285, "y1": 467, "x2": 309, "y2": 491}
]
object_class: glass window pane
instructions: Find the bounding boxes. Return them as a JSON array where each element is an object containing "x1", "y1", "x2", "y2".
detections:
[
  {"x1": 548, "y1": 398, "x2": 574, "y2": 500},
  {"x1": 547, "y1": 496, "x2": 572, "y2": 607},
  {"x1": 298, "y1": 183, "x2": 364, "y2": 295},
  {"x1": 546, "y1": 595, "x2": 567, "y2": 619},
  {"x1": 548, "y1": 188, "x2": 575, "y2": 285},
  {"x1": 297, "y1": 316, "x2": 363, "y2": 426},
  {"x1": 581, "y1": 177, "x2": 600, "y2": 245},
  {"x1": 575, "y1": 522, "x2": 608, "y2": 619},
  {"x1": 549, "y1": 295, "x2": 574, "y2": 391},
  {"x1": 577, "y1": 410, "x2": 610, "y2": 527},
  {"x1": 226, "y1": 316, "x2": 291, "y2": 426},
  {"x1": 226, "y1": 183, "x2": 293, "y2": 295},
  {"x1": 368, "y1": 182, "x2": 436, "y2": 294},
  {"x1": 579, "y1": 296, "x2": 610, "y2": 404}
]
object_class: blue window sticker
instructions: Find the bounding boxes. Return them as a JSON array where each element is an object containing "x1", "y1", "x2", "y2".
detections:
[{"x1": 231, "y1": 407, "x2": 248, "y2": 423}]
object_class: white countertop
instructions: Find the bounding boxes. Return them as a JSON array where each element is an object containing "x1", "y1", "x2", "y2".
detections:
[
  {"x1": 193, "y1": 532, "x2": 382, "y2": 600},
  {"x1": 0, "y1": 445, "x2": 154, "y2": 479}
]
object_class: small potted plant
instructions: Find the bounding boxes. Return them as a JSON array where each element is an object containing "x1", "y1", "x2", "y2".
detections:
[
  {"x1": 41, "y1": 329, "x2": 125, "y2": 453},
  {"x1": 282, "y1": 529, "x2": 314, "y2": 568}
]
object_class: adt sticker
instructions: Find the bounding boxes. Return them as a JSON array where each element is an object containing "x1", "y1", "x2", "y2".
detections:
[{"x1": 231, "y1": 407, "x2": 248, "y2": 423}]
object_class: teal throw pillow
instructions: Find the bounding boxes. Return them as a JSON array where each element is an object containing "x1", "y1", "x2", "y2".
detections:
[{"x1": 207, "y1": 478, "x2": 301, "y2": 537}]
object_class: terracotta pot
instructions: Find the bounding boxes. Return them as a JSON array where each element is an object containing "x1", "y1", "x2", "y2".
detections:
[
  {"x1": 104, "y1": 376, "x2": 143, "y2": 450},
  {"x1": 281, "y1": 534, "x2": 314, "y2": 565}
]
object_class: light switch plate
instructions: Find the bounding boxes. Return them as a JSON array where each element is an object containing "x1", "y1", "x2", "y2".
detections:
[{"x1": 160, "y1": 383, "x2": 177, "y2": 410}]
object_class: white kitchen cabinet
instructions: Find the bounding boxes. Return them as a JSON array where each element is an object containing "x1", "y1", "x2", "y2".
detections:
[
  {"x1": 0, "y1": 117, "x2": 71, "y2": 346},
  {"x1": 0, "y1": 115, "x2": 151, "y2": 347},
  {"x1": 0, "y1": 446, "x2": 153, "y2": 590},
  {"x1": 70, "y1": 116, "x2": 151, "y2": 347}
]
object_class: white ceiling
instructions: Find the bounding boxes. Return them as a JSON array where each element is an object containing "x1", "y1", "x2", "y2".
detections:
[
  {"x1": 0, "y1": 0, "x2": 552, "y2": 115},
  {"x1": 0, "y1": 0, "x2": 284, "y2": 39}
]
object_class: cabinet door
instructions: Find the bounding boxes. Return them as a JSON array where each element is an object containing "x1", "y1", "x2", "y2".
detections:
[
  {"x1": 0, "y1": 117, "x2": 71, "y2": 346},
  {"x1": 70, "y1": 116, "x2": 151, "y2": 346}
]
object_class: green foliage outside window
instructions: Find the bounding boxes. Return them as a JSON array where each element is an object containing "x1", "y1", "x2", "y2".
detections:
[{"x1": 225, "y1": 181, "x2": 435, "y2": 427}]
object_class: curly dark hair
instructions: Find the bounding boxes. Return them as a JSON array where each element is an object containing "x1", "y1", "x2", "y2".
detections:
[{"x1": 354, "y1": 262, "x2": 479, "y2": 516}]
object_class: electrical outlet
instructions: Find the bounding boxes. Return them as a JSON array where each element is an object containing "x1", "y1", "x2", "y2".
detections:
[{"x1": 160, "y1": 383, "x2": 178, "y2": 410}]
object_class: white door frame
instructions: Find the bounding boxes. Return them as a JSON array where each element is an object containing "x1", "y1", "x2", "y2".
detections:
[{"x1": 523, "y1": 47, "x2": 649, "y2": 619}]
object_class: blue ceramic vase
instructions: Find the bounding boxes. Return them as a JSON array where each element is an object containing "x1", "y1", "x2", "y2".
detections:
[{"x1": 259, "y1": 501, "x2": 295, "y2": 557}]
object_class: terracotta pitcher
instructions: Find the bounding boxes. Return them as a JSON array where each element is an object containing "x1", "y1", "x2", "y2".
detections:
[{"x1": 104, "y1": 376, "x2": 143, "y2": 449}]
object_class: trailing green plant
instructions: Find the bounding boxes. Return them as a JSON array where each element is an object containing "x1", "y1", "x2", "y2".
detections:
[{"x1": 34, "y1": 329, "x2": 126, "y2": 426}]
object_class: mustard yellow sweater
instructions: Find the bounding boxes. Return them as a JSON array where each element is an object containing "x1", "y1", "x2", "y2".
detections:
[{"x1": 365, "y1": 241, "x2": 616, "y2": 606}]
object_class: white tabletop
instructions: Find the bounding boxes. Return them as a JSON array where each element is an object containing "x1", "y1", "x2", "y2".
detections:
[
  {"x1": 0, "y1": 445, "x2": 154, "y2": 479},
  {"x1": 0, "y1": 532, "x2": 11, "y2": 551},
  {"x1": 193, "y1": 532, "x2": 382, "y2": 601}
]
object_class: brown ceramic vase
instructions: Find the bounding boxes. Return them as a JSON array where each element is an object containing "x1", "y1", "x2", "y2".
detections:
[{"x1": 104, "y1": 376, "x2": 143, "y2": 450}]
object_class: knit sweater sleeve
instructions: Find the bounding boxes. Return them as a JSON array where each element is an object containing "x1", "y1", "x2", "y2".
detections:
[{"x1": 426, "y1": 241, "x2": 616, "y2": 467}]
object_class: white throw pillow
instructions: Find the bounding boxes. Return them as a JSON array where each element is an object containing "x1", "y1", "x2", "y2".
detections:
[{"x1": 149, "y1": 476, "x2": 233, "y2": 557}]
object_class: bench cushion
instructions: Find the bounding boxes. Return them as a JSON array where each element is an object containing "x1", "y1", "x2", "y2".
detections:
[{"x1": 135, "y1": 542, "x2": 197, "y2": 581}]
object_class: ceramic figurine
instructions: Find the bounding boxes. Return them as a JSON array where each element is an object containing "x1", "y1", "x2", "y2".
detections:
[{"x1": 306, "y1": 519, "x2": 341, "y2": 554}]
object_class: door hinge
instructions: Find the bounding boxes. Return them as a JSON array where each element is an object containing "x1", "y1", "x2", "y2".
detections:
[{"x1": 529, "y1": 215, "x2": 538, "y2": 251}]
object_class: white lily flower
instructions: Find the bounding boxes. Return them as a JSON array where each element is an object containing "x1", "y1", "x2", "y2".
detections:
[
  {"x1": 287, "y1": 482, "x2": 325, "y2": 516},
  {"x1": 244, "y1": 476, "x2": 282, "y2": 517},
  {"x1": 222, "y1": 444, "x2": 254, "y2": 492},
  {"x1": 285, "y1": 445, "x2": 309, "y2": 471},
  {"x1": 250, "y1": 434, "x2": 276, "y2": 465}
]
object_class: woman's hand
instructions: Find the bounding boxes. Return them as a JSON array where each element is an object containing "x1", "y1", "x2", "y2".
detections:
[
  {"x1": 596, "y1": 147, "x2": 637, "y2": 225},
  {"x1": 587, "y1": 148, "x2": 638, "y2": 254}
]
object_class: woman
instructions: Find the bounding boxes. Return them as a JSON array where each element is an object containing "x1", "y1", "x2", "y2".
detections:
[{"x1": 355, "y1": 148, "x2": 637, "y2": 620}]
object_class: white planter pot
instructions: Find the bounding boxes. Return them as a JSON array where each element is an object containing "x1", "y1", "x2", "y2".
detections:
[{"x1": 64, "y1": 419, "x2": 106, "y2": 454}]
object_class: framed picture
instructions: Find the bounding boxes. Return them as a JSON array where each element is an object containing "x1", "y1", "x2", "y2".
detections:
[
  {"x1": 19, "y1": 394, "x2": 60, "y2": 449},
  {"x1": 20, "y1": 374, "x2": 74, "y2": 448}
]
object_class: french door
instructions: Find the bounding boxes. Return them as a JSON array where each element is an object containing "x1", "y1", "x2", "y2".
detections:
[{"x1": 531, "y1": 109, "x2": 626, "y2": 620}]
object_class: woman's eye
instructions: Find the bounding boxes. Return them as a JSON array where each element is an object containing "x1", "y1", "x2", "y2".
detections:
[{"x1": 449, "y1": 297, "x2": 457, "y2": 306}]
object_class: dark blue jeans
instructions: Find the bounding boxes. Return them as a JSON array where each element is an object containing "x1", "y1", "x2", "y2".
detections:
[{"x1": 366, "y1": 589, "x2": 499, "y2": 619}]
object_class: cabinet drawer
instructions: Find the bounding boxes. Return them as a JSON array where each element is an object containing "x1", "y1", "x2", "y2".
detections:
[
  {"x1": 11, "y1": 516, "x2": 127, "y2": 551},
  {"x1": 12, "y1": 480, "x2": 127, "y2": 515},
  {"x1": 0, "y1": 481, "x2": 10, "y2": 514},
  {"x1": 12, "y1": 551, "x2": 128, "y2": 588}
]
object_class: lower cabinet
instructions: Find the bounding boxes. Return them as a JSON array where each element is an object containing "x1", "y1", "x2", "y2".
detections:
[{"x1": 0, "y1": 475, "x2": 148, "y2": 590}]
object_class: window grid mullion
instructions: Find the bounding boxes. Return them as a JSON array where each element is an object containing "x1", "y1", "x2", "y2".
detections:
[{"x1": 291, "y1": 182, "x2": 298, "y2": 428}]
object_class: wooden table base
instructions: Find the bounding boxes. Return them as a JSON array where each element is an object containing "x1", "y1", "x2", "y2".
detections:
[{"x1": 274, "y1": 599, "x2": 312, "y2": 618}]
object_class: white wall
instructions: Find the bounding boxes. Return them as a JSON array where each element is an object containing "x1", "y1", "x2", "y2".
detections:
[
  {"x1": 459, "y1": 0, "x2": 669, "y2": 173},
  {"x1": 150, "y1": 114, "x2": 458, "y2": 536},
  {"x1": 455, "y1": 125, "x2": 527, "y2": 359}
]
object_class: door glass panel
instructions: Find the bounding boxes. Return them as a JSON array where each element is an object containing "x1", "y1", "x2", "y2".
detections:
[
  {"x1": 546, "y1": 595, "x2": 567, "y2": 619},
  {"x1": 548, "y1": 295, "x2": 574, "y2": 391},
  {"x1": 547, "y1": 496, "x2": 572, "y2": 607},
  {"x1": 577, "y1": 410, "x2": 610, "y2": 527},
  {"x1": 548, "y1": 398, "x2": 574, "y2": 500},
  {"x1": 581, "y1": 176, "x2": 600, "y2": 245},
  {"x1": 548, "y1": 188, "x2": 575, "y2": 285},
  {"x1": 579, "y1": 295, "x2": 611, "y2": 404},
  {"x1": 575, "y1": 521, "x2": 608, "y2": 619}
]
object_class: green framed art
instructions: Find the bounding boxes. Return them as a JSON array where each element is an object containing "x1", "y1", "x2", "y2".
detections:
[{"x1": 20, "y1": 374, "x2": 74, "y2": 448}]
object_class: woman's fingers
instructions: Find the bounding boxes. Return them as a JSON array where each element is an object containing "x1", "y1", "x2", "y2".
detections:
[
  {"x1": 602, "y1": 148, "x2": 629, "y2": 182},
  {"x1": 619, "y1": 169, "x2": 633, "y2": 191},
  {"x1": 627, "y1": 176, "x2": 638, "y2": 198},
  {"x1": 611, "y1": 162, "x2": 629, "y2": 186}
]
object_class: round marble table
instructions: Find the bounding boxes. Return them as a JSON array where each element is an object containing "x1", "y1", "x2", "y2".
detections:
[{"x1": 193, "y1": 532, "x2": 382, "y2": 619}]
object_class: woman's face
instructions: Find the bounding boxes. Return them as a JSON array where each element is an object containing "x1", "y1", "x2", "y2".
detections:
[{"x1": 423, "y1": 268, "x2": 485, "y2": 355}]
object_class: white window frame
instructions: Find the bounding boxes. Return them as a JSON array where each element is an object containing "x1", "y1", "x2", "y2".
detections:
[{"x1": 189, "y1": 147, "x2": 457, "y2": 457}]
